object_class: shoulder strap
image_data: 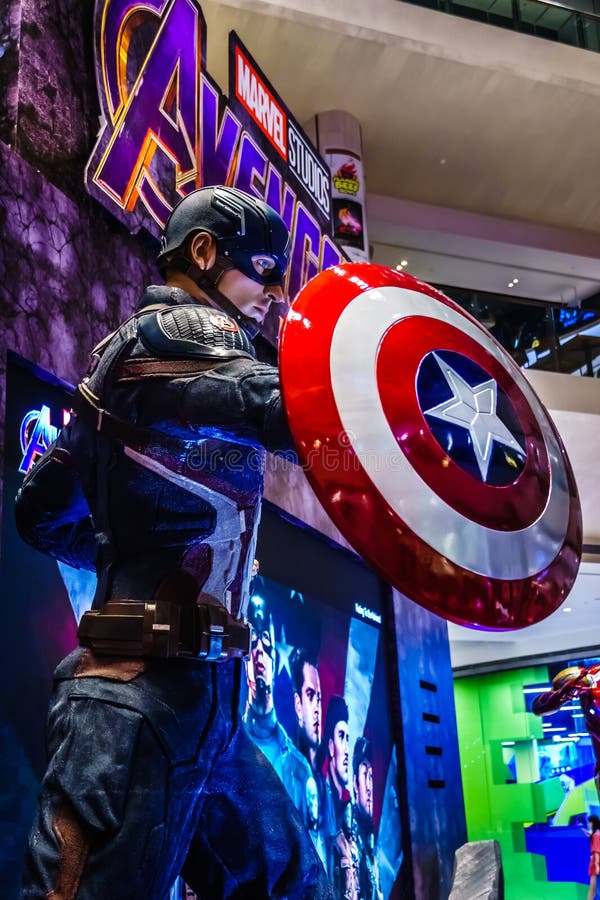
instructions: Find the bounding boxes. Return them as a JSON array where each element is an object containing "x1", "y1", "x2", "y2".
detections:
[{"x1": 74, "y1": 383, "x2": 182, "y2": 454}]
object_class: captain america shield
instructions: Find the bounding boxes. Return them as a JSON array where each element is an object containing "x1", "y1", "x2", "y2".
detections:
[{"x1": 279, "y1": 262, "x2": 581, "y2": 629}]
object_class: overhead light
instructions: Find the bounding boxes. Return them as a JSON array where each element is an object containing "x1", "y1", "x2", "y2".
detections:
[
  {"x1": 401, "y1": 259, "x2": 408, "y2": 267},
  {"x1": 396, "y1": 264, "x2": 404, "y2": 271},
  {"x1": 563, "y1": 607, "x2": 572, "y2": 613},
  {"x1": 501, "y1": 741, "x2": 515, "y2": 746},
  {"x1": 508, "y1": 282, "x2": 514, "y2": 288},
  {"x1": 513, "y1": 278, "x2": 519, "y2": 284}
]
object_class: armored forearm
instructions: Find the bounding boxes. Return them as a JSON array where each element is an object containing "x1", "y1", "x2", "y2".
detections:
[
  {"x1": 179, "y1": 359, "x2": 294, "y2": 454},
  {"x1": 532, "y1": 689, "x2": 571, "y2": 716},
  {"x1": 532, "y1": 666, "x2": 594, "y2": 716}
]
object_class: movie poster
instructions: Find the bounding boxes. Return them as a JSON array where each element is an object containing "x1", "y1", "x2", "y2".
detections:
[{"x1": 238, "y1": 574, "x2": 403, "y2": 898}]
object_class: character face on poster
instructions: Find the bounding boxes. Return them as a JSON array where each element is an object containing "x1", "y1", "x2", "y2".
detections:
[
  {"x1": 236, "y1": 575, "x2": 403, "y2": 899},
  {"x1": 295, "y1": 656, "x2": 323, "y2": 756},
  {"x1": 329, "y1": 718, "x2": 350, "y2": 790},
  {"x1": 355, "y1": 758, "x2": 374, "y2": 819}
]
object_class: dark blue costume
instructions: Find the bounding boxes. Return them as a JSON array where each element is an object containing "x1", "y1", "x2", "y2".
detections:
[{"x1": 16, "y1": 284, "x2": 331, "y2": 899}]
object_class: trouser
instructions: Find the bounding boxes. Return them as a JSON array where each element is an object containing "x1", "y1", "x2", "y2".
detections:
[{"x1": 23, "y1": 648, "x2": 331, "y2": 899}]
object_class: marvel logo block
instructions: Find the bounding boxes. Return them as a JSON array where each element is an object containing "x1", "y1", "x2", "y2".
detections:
[{"x1": 235, "y1": 46, "x2": 287, "y2": 160}]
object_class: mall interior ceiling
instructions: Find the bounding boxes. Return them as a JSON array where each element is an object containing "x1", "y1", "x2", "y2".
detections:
[
  {"x1": 195, "y1": 0, "x2": 600, "y2": 375},
  {"x1": 198, "y1": 0, "x2": 600, "y2": 670}
]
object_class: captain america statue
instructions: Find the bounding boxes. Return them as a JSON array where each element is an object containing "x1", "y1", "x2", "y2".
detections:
[{"x1": 15, "y1": 186, "x2": 332, "y2": 899}]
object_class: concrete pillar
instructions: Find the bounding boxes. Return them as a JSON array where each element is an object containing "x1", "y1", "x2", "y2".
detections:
[{"x1": 305, "y1": 110, "x2": 370, "y2": 262}]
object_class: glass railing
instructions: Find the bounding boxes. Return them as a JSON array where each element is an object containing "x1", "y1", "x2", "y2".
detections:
[
  {"x1": 404, "y1": 0, "x2": 600, "y2": 53},
  {"x1": 436, "y1": 285, "x2": 600, "y2": 375}
]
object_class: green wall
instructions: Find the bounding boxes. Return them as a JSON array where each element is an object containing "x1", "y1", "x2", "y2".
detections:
[{"x1": 454, "y1": 668, "x2": 588, "y2": 900}]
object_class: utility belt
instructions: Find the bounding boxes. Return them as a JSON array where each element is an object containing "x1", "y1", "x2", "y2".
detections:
[{"x1": 78, "y1": 597, "x2": 250, "y2": 661}]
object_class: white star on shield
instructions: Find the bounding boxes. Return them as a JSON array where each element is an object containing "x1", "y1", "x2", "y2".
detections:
[
  {"x1": 276, "y1": 625, "x2": 294, "y2": 677},
  {"x1": 422, "y1": 353, "x2": 524, "y2": 482}
]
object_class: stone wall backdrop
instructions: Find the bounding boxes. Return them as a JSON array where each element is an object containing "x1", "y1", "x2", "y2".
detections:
[{"x1": 0, "y1": 0, "x2": 157, "y2": 537}]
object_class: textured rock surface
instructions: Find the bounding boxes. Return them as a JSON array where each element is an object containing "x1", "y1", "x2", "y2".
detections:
[
  {"x1": 0, "y1": 0, "x2": 21, "y2": 146},
  {"x1": 0, "y1": 140, "x2": 156, "y2": 534},
  {"x1": 16, "y1": 0, "x2": 98, "y2": 199},
  {"x1": 449, "y1": 840, "x2": 504, "y2": 900},
  {"x1": 1, "y1": 0, "x2": 133, "y2": 543}
]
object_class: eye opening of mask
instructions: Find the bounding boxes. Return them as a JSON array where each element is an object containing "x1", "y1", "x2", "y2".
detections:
[
  {"x1": 251, "y1": 254, "x2": 278, "y2": 276},
  {"x1": 221, "y1": 248, "x2": 287, "y2": 286}
]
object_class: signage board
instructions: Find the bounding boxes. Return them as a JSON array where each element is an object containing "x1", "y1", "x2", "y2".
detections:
[{"x1": 85, "y1": 0, "x2": 343, "y2": 309}]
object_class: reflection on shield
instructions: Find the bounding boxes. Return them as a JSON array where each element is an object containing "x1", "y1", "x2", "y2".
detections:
[{"x1": 280, "y1": 262, "x2": 582, "y2": 630}]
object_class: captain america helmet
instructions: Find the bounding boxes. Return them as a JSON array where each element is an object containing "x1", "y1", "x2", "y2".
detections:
[{"x1": 156, "y1": 186, "x2": 291, "y2": 286}]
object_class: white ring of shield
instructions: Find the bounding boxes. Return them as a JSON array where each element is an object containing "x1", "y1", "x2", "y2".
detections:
[{"x1": 329, "y1": 286, "x2": 570, "y2": 581}]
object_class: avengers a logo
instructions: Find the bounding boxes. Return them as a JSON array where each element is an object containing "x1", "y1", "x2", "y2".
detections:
[
  {"x1": 19, "y1": 405, "x2": 71, "y2": 474},
  {"x1": 280, "y1": 263, "x2": 582, "y2": 630}
]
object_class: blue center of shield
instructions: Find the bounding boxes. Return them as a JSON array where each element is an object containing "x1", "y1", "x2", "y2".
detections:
[{"x1": 416, "y1": 350, "x2": 526, "y2": 485}]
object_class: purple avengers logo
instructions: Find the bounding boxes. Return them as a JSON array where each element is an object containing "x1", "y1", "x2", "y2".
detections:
[{"x1": 85, "y1": 0, "x2": 342, "y2": 301}]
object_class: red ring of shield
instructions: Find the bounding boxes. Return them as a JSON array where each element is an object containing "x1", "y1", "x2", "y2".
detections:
[
  {"x1": 280, "y1": 262, "x2": 582, "y2": 630},
  {"x1": 376, "y1": 316, "x2": 550, "y2": 531}
]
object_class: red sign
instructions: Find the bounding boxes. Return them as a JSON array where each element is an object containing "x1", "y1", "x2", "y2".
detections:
[{"x1": 234, "y1": 45, "x2": 287, "y2": 160}]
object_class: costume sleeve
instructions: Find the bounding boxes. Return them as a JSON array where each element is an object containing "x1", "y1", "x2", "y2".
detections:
[
  {"x1": 177, "y1": 358, "x2": 295, "y2": 455},
  {"x1": 531, "y1": 676, "x2": 581, "y2": 716},
  {"x1": 532, "y1": 688, "x2": 572, "y2": 716},
  {"x1": 14, "y1": 430, "x2": 97, "y2": 571},
  {"x1": 591, "y1": 831, "x2": 600, "y2": 854}
]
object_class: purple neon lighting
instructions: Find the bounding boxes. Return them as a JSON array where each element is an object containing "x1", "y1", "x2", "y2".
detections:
[{"x1": 86, "y1": 0, "x2": 343, "y2": 301}]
